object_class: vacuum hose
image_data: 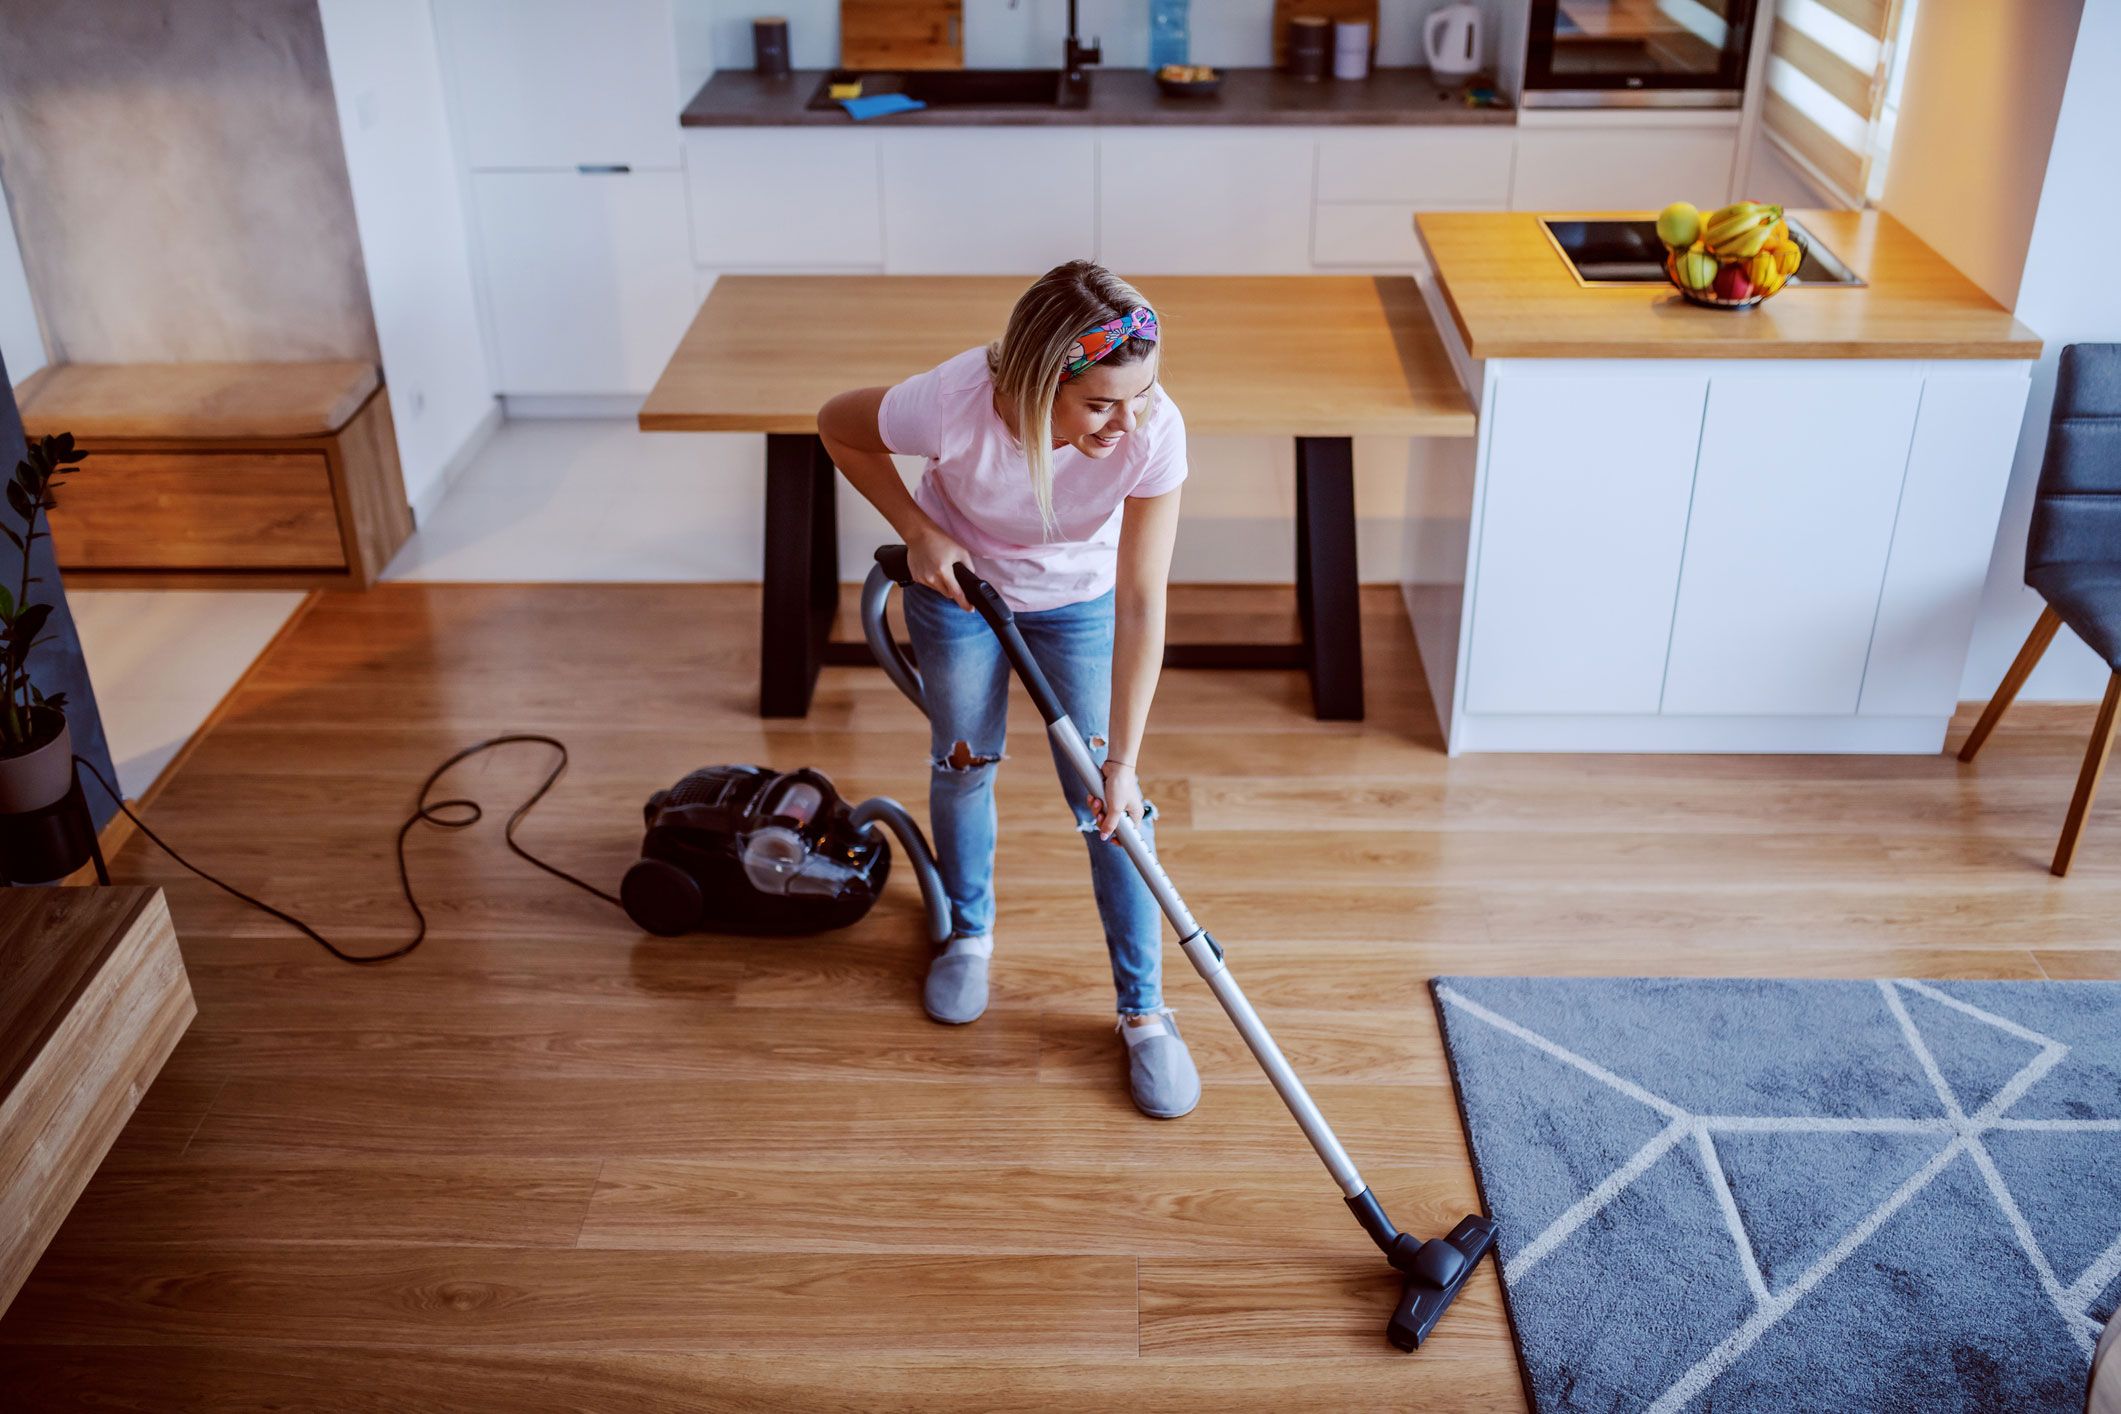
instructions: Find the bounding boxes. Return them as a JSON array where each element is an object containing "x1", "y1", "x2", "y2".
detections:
[
  {"x1": 862, "y1": 559, "x2": 926, "y2": 712},
  {"x1": 848, "y1": 796, "x2": 951, "y2": 945}
]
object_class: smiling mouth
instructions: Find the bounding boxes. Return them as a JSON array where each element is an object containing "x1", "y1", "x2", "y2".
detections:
[{"x1": 1092, "y1": 432, "x2": 1123, "y2": 446}]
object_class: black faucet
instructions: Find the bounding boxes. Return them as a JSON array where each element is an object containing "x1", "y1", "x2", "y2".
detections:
[{"x1": 1064, "y1": 0, "x2": 1101, "y2": 84}]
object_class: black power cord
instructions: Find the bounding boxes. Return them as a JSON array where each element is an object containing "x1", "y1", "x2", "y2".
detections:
[{"x1": 71, "y1": 735, "x2": 626, "y2": 965}]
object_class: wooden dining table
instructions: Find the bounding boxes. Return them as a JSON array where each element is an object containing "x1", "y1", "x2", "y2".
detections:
[{"x1": 639, "y1": 273, "x2": 1474, "y2": 719}]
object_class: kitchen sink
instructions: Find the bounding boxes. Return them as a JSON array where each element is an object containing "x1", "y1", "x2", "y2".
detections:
[
  {"x1": 805, "y1": 68, "x2": 1090, "y2": 112},
  {"x1": 1540, "y1": 217, "x2": 1864, "y2": 287}
]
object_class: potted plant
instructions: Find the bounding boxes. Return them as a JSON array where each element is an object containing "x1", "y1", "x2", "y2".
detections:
[{"x1": 0, "y1": 432, "x2": 89, "y2": 819}]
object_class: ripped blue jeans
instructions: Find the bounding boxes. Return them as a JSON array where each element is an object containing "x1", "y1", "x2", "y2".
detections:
[{"x1": 901, "y1": 583, "x2": 1164, "y2": 1014}]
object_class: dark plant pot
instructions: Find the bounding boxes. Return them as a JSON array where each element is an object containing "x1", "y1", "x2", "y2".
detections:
[{"x1": 0, "y1": 707, "x2": 73, "y2": 814}]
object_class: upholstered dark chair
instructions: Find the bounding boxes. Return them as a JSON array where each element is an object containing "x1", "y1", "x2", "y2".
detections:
[{"x1": 1959, "y1": 344, "x2": 2121, "y2": 875}]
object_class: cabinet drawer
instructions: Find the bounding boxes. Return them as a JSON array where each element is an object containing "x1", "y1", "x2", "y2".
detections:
[
  {"x1": 1510, "y1": 128, "x2": 1736, "y2": 211},
  {"x1": 880, "y1": 131, "x2": 1096, "y2": 273},
  {"x1": 1097, "y1": 130, "x2": 1315, "y2": 274},
  {"x1": 1315, "y1": 130, "x2": 1514, "y2": 205},
  {"x1": 47, "y1": 450, "x2": 346, "y2": 571},
  {"x1": 686, "y1": 131, "x2": 884, "y2": 268}
]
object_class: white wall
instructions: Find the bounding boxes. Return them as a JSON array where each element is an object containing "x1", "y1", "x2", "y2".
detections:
[
  {"x1": 317, "y1": 0, "x2": 498, "y2": 520},
  {"x1": 1880, "y1": 0, "x2": 2084, "y2": 309},
  {"x1": 0, "y1": 0, "x2": 378, "y2": 364},
  {"x1": 674, "y1": 0, "x2": 1506, "y2": 83},
  {"x1": 0, "y1": 180, "x2": 45, "y2": 381},
  {"x1": 1959, "y1": 0, "x2": 2121, "y2": 702}
]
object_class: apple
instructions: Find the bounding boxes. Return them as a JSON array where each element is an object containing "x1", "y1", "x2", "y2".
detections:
[{"x1": 1713, "y1": 262, "x2": 1754, "y2": 301}]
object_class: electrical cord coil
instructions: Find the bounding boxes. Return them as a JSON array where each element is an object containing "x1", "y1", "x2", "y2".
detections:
[{"x1": 71, "y1": 734, "x2": 623, "y2": 965}]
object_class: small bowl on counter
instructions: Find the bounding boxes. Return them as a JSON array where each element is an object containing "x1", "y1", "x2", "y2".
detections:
[{"x1": 1156, "y1": 64, "x2": 1223, "y2": 98}]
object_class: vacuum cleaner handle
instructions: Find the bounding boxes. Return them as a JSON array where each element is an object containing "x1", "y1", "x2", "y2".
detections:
[{"x1": 947, "y1": 562, "x2": 1070, "y2": 728}]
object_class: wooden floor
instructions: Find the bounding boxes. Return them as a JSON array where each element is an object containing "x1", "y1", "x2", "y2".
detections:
[{"x1": 2, "y1": 582, "x2": 2117, "y2": 1412}]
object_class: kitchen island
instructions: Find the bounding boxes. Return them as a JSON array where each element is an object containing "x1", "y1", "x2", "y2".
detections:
[{"x1": 1411, "y1": 210, "x2": 2041, "y2": 754}]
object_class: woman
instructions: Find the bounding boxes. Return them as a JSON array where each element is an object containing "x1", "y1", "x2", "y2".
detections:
[{"x1": 817, "y1": 260, "x2": 1198, "y2": 1119}]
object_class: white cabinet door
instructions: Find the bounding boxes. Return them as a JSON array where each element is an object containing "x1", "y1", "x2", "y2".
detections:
[
  {"x1": 1859, "y1": 371, "x2": 2032, "y2": 716},
  {"x1": 1096, "y1": 130, "x2": 1315, "y2": 273},
  {"x1": 1662, "y1": 373, "x2": 1924, "y2": 715},
  {"x1": 1464, "y1": 372, "x2": 1708, "y2": 715},
  {"x1": 686, "y1": 131, "x2": 884, "y2": 268},
  {"x1": 1510, "y1": 128, "x2": 1737, "y2": 211},
  {"x1": 471, "y1": 170, "x2": 697, "y2": 395},
  {"x1": 1314, "y1": 129, "x2": 1515, "y2": 205},
  {"x1": 436, "y1": 0, "x2": 679, "y2": 170},
  {"x1": 880, "y1": 131, "x2": 1096, "y2": 274}
]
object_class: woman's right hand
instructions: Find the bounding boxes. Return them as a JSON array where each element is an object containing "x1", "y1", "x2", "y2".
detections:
[{"x1": 908, "y1": 527, "x2": 976, "y2": 611}]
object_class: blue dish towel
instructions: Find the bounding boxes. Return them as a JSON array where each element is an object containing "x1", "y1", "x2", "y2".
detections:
[{"x1": 839, "y1": 93, "x2": 926, "y2": 121}]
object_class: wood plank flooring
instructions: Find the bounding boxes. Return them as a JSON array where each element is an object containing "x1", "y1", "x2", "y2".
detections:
[{"x1": 3, "y1": 581, "x2": 2117, "y2": 1411}]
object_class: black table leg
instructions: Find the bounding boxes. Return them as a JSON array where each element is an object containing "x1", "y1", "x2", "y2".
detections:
[
  {"x1": 1296, "y1": 436, "x2": 1364, "y2": 721},
  {"x1": 760, "y1": 432, "x2": 840, "y2": 717},
  {"x1": 753, "y1": 431, "x2": 1359, "y2": 722}
]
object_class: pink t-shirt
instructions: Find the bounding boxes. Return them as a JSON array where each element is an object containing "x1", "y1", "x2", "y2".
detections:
[{"x1": 877, "y1": 346, "x2": 1188, "y2": 611}]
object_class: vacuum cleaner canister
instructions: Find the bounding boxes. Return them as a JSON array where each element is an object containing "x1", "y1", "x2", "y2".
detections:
[{"x1": 621, "y1": 764, "x2": 949, "y2": 941}]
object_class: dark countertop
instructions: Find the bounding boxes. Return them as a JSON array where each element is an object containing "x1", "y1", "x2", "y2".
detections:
[{"x1": 681, "y1": 67, "x2": 1514, "y2": 128}]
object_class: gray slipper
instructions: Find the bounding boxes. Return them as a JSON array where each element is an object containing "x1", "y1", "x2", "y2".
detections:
[
  {"x1": 923, "y1": 934, "x2": 992, "y2": 1025},
  {"x1": 1119, "y1": 1008, "x2": 1201, "y2": 1119}
]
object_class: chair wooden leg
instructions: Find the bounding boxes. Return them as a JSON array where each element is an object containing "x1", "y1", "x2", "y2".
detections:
[
  {"x1": 1959, "y1": 605, "x2": 2063, "y2": 762},
  {"x1": 2053, "y1": 671, "x2": 2121, "y2": 877}
]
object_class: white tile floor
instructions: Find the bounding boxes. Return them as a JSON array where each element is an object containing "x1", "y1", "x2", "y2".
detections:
[
  {"x1": 68, "y1": 589, "x2": 308, "y2": 798},
  {"x1": 384, "y1": 417, "x2": 796, "y2": 582},
  {"x1": 65, "y1": 418, "x2": 783, "y2": 802}
]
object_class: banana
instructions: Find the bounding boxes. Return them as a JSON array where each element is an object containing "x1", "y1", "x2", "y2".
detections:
[
  {"x1": 1703, "y1": 201, "x2": 1781, "y2": 253},
  {"x1": 1720, "y1": 224, "x2": 1774, "y2": 260},
  {"x1": 1748, "y1": 250, "x2": 1780, "y2": 291},
  {"x1": 1776, "y1": 241, "x2": 1803, "y2": 277}
]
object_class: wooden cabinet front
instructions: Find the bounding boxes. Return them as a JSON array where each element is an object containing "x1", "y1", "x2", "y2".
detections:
[{"x1": 45, "y1": 448, "x2": 348, "y2": 572}]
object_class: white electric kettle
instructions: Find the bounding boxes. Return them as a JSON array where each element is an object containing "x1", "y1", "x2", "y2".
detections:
[{"x1": 1423, "y1": 1, "x2": 1484, "y2": 81}]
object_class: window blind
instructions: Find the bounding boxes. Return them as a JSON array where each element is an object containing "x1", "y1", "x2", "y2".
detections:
[{"x1": 1763, "y1": 0, "x2": 1910, "y2": 204}]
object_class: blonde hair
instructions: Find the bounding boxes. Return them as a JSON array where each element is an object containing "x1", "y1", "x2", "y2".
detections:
[{"x1": 987, "y1": 260, "x2": 1160, "y2": 539}]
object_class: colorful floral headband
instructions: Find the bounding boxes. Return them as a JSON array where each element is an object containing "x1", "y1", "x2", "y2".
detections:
[{"x1": 1059, "y1": 306, "x2": 1158, "y2": 382}]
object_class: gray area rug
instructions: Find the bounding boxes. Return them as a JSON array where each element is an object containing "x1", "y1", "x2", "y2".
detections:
[{"x1": 1433, "y1": 977, "x2": 2121, "y2": 1412}]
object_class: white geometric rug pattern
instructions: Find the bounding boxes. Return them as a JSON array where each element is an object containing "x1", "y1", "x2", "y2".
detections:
[{"x1": 1435, "y1": 978, "x2": 2121, "y2": 1412}]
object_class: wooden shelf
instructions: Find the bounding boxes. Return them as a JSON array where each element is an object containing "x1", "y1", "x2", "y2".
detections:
[{"x1": 1, "y1": 886, "x2": 194, "y2": 1316}]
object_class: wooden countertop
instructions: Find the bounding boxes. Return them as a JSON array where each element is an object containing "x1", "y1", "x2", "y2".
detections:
[
  {"x1": 639, "y1": 274, "x2": 1475, "y2": 438},
  {"x1": 1416, "y1": 210, "x2": 2042, "y2": 361}
]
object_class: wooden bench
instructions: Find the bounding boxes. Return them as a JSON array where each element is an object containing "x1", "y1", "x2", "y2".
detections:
[
  {"x1": 640, "y1": 274, "x2": 1476, "y2": 720},
  {"x1": 1, "y1": 886, "x2": 193, "y2": 1315},
  {"x1": 14, "y1": 362, "x2": 414, "y2": 588}
]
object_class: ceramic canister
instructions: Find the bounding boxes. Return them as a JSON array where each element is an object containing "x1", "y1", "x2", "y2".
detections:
[
  {"x1": 1287, "y1": 15, "x2": 1331, "y2": 81},
  {"x1": 1333, "y1": 19, "x2": 1371, "y2": 80}
]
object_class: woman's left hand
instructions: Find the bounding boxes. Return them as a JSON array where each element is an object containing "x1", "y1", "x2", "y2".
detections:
[{"x1": 1089, "y1": 759, "x2": 1144, "y2": 842}]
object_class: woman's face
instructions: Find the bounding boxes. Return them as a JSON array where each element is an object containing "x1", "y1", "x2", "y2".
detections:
[{"x1": 1050, "y1": 351, "x2": 1159, "y2": 460}]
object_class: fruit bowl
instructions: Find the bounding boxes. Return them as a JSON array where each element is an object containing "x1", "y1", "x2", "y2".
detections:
[
  {"x1": 1656, "y1": 200, "x2": 1806, "y2": 311},
  {"x1": 1156, "y1": 64, "x2": 1222, "y2": 98}
]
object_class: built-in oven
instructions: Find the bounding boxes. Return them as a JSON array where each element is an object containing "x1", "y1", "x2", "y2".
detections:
[{"x1": 1519, "y1": 0, "x2": 1761, "y2": 108}]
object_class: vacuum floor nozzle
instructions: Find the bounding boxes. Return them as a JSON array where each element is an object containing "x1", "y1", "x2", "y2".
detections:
[{"x1": 1387, "y1": 1214, "x2": 1499, "y2": 1351}]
